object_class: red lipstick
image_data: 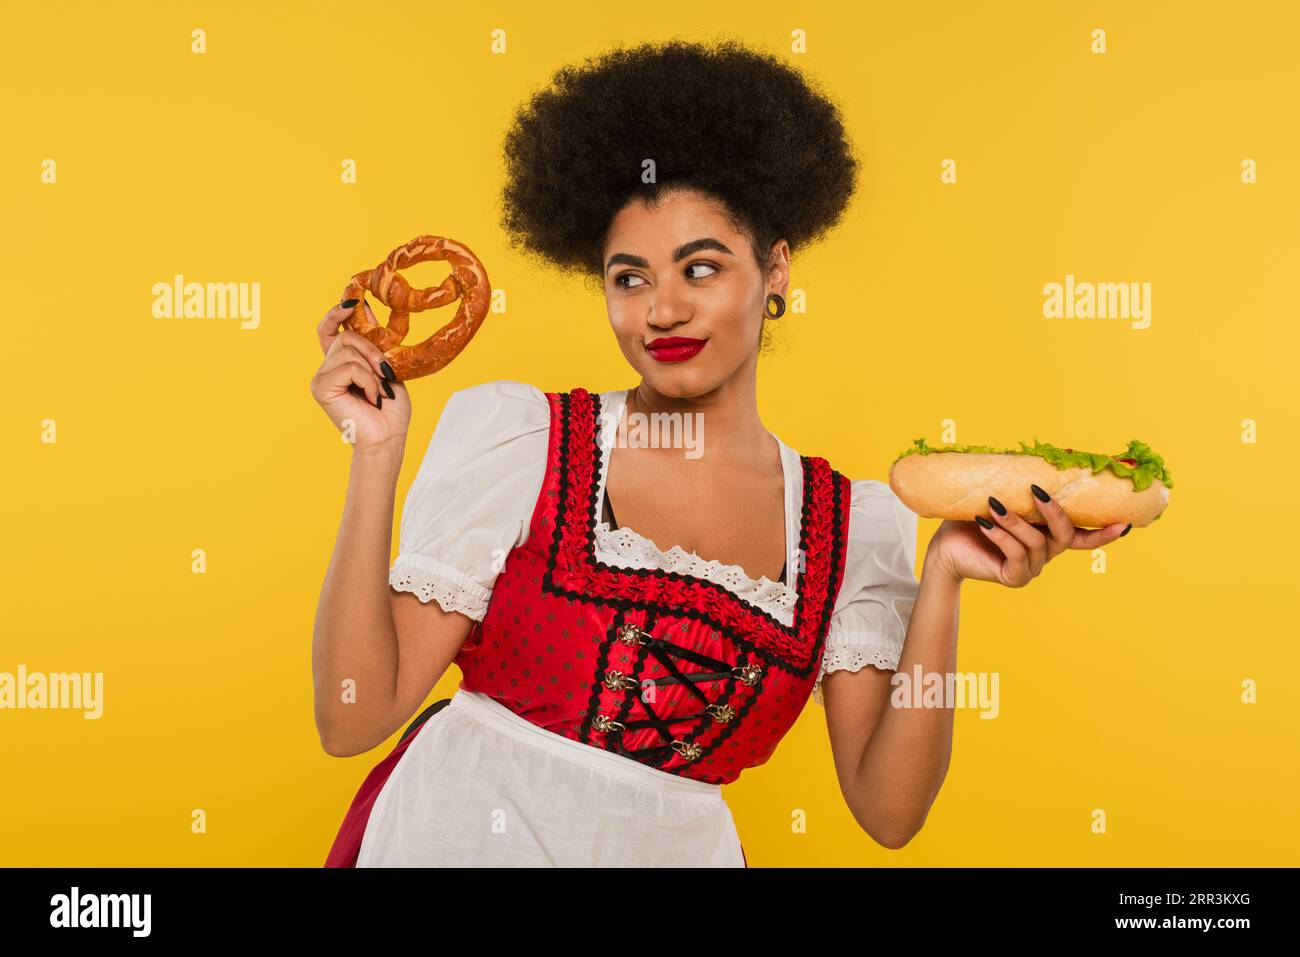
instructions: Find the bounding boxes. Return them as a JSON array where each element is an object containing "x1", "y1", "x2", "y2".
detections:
[{"x1": 646, "y1": 336, "x2": 707, "y2": 362}]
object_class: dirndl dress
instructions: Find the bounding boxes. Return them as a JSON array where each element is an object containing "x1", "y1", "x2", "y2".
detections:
[{"x1": 325, "y1": 381, "x2": 920, "y2": 866}]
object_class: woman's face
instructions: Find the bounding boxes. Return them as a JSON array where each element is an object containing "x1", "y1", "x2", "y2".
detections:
[{"x1": 601, "y1": 188, "x2": 788, "y2": 399}]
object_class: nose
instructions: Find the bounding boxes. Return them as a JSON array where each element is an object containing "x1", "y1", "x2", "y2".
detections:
[{"x1": 646, "y1": 287, "x2": 693, "y2": 330}]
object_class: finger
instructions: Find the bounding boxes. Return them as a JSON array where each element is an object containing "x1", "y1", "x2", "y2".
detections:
[
  {"x1": 317, "y1": 299, "x2": 362, "y2": 356},
  {"x1": 975, "y1": 516, "x2": 1031, "y2": 586},
  {"x1": 325, "y1": 330, "x2": 396, "y2": 388},
  {"x1": 319, "y1": 341, "x2": 378, "y2": 384},
  {"x1": 986, "y1": 496, "x2": 1047, "y2": 574},
  {"x1": 339, "y1": 299, "x2": 398, "y2": 385},
  {"x1": 322, "y1": 358, "x2": 384, "y2": 409},
  {"x1": 1029, "y1": 484, "x2": 1074, "y2": 559},
  {"x1": 1068, "y1": 523, "x2": 1131, "y2": 550},
  {"x1": 347, "y1": 383, "x2": 385, "y2": 408}
]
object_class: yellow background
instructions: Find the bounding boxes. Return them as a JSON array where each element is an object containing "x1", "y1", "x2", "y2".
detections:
[{"x1": 3, "y1": 0, "x2": 1295, "y2": 866}]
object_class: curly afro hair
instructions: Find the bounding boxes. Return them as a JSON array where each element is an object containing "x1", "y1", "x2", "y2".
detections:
[{"x1": 499, "y1": 38, "x2": 860, "y2": 289}]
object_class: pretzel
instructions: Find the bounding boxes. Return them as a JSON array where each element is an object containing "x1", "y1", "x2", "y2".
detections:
[{"x1": 340, "y1": 235, "x2": 491, "y2": 381}]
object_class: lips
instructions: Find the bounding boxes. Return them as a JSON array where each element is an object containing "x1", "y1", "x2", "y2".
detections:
[{"x1": 646, "y1": 336, "x2": 707, "y2": 363}]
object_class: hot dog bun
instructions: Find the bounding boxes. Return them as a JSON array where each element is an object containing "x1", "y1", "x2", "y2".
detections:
[{"x1": 887, "y1": 438, "x2": 1173, "y2": 528}]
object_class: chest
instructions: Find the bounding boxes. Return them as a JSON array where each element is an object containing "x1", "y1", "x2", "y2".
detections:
[{"x1": 603, "y1": 446, "x2": 789, "y2": 585}]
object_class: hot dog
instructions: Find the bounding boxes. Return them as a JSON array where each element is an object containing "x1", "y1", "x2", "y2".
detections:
[{"x1": 888, "y1": 438, "x2": 1173, "y2": 528}]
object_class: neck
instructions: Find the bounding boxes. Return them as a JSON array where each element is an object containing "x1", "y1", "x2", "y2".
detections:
[{"x1": 627, "y1": 364, "x2": 773, "y2": 464}]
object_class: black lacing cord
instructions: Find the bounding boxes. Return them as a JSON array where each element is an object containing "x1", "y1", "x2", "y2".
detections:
[
  {"x1": 610, "y1": 634, "x2": 736, "y2": 735},
  {"x1": 625, "y1": 691, "x2": 678, "y2": 744},
  {"x1": 645, "y1": 642, "x2": 716, "y2": 707},
  {"x1": 608, "y1": 630, "x2": 747, "y2": 760}
]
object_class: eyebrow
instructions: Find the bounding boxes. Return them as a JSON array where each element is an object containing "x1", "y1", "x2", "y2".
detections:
[{"x1": 605, "y1": 238, "x2": 735, "y2": 274}]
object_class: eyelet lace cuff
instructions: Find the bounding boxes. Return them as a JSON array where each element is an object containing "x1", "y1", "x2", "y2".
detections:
[
  {"x1": 593, "y1": 520, "x2": 797, "y2": 625},
  {"x1": 811, "y1": 613, "x2": 906, "y2": 706},
  {"x1": 389, "y1": 553, "x2": 491, "y2": 621}
]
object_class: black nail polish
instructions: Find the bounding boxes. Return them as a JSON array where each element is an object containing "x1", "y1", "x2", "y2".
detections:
[
  {"x1": 375, "y1": 393, "x2": 383, "y2": 409},
  {"x1": 1120, "y1": 523, "x2": 1132, "y2": 537},
  {"x1": 380, "y1": 378, "x2": 395, "y2": 400},
  {"x1": 380, "y1": 361, "x2": 396, "y2": 383},
  {"x1": 975, "y1": 515, "x2": 995, "y2": 529},
  {"x1": 341, "y1": 298, "x2": 359, "y2": 309},
  {"x1": 988, "y1": 496, "x2": 1007, "y2": 516},
  {"x1": 1030, "y1": 484, "x2": 1051, "y2": 503}
]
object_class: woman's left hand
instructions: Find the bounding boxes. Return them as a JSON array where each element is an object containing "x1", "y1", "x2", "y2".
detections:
[{"x1": 926, "y1": 487, "x2": 1131, "y2": 587}]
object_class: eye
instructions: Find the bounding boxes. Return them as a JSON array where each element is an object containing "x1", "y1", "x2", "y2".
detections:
[
  {"x1": 685, "y1": 261, "x2": 718, "y2": 280},
  {"x1": 614, "y1": 272, "x2": 646, "y2": 289}
]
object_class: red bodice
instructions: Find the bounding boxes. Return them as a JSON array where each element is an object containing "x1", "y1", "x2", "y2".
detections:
[{"x1": 453, "y1": 387, "x2": 853, "y2": 786}]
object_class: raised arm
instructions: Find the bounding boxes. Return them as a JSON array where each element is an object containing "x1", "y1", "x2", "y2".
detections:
[
  {"x1": 308, "y1": 300, "x2": 473, "y2": 756},
  {"x1": 823, "y1": 479, "x2": 1130, "y2": 848}
]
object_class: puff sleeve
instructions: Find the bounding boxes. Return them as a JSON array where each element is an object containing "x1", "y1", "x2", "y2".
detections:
[
  {"x1": 388, "y1": 379, "x2": 551, "y2": 621},
  {"x1": 812, "y1": 478, "x2": 921, "y2": 706}
]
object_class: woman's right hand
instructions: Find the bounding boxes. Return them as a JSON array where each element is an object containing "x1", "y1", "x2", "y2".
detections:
[{"x1": 311, "y1": 299, "x2": 412, "y2": 454}]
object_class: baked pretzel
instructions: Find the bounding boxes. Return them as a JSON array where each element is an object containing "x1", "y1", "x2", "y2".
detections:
[{"x1": 340, "y1": 235, "x2": 491, "y2": 381}]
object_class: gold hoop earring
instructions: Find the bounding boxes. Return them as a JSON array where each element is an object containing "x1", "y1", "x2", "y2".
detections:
[{"x1": 764, "y1": 293, "x2": 786, "y2": 319}]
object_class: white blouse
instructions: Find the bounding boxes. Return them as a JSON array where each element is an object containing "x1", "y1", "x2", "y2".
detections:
[
  {"x1": 360, "y1": 379, "x2": 921, "y2": 867},
  {"x1": 389, "y1": 379, "x2": 920, "y2": 705}
]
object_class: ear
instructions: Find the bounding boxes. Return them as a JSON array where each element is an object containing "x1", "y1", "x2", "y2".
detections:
[{"x1": 766, "y1": 239, "x2": 791, "y2": 295}]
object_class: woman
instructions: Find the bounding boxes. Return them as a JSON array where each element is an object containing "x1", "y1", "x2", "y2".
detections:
[{"x1": 311, "y1": 39, "x2": 1131, "y2": 867}]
